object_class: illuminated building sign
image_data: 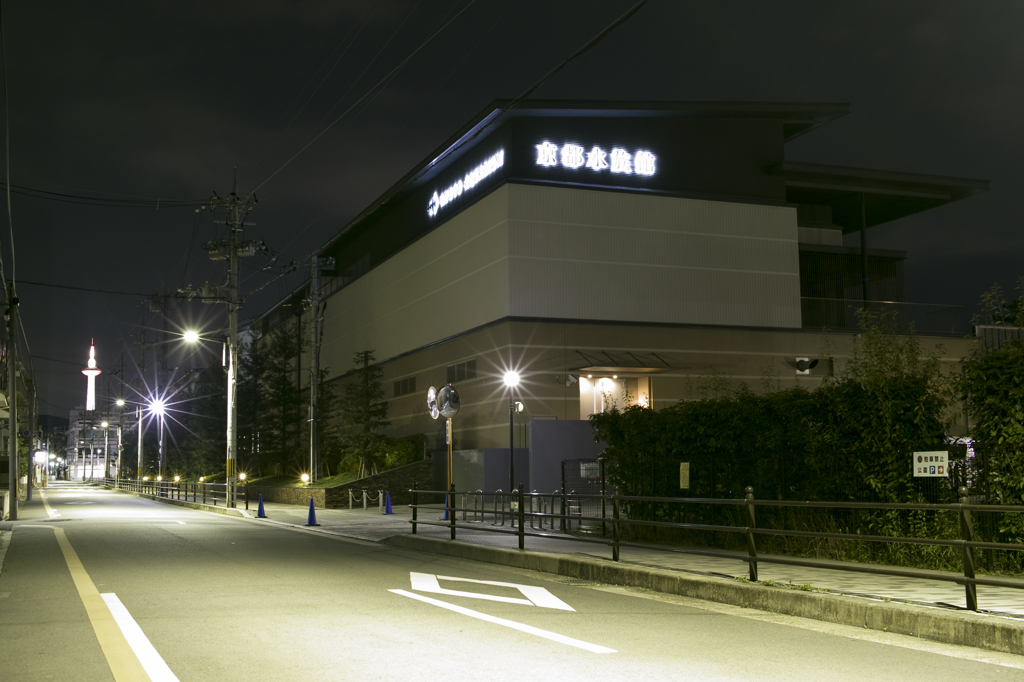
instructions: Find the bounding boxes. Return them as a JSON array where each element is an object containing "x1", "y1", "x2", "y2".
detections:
[
  {"x1": 536, "y1": 141, "x2": 656, "y2": 176},
  {"x1": 427, "y1": 149, "x2": 505, "y2": 218}
]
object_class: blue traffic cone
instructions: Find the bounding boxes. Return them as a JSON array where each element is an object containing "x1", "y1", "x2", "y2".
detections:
[
  {"x1": 257, "y1": 494, "x2": 267, "y2": 518},
  {"x1": 305, "y1": 497, "x2": 320, "y2": 526},
  {"x1": 384, "y1": 491, "x2": 393, "y2": 515},
  {"x1": 443, "y1": 493, "x2": 449, "y2": 521}
]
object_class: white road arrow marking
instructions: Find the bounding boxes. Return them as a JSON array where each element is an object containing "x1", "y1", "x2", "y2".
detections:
[
  {"x1": 389, "y1": 589, "x2": 615, "y2": 654},
  {"x1": 409, "y1": 572, "x2": 574, "y2": 611}
]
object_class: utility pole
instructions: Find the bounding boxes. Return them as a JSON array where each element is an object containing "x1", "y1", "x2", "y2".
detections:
[
  {"x1": 308, "y1": 255, "x2": 334, "y2": 483},
  {"x1": 6, "y1": 295, "x2": 17, "y2": 520},
  {"x1": 26, "y1": 379, "x2": 33, "y2": 500},
  {"x1": 181, "y1": 170, "x2": 260, "y2": 508}
]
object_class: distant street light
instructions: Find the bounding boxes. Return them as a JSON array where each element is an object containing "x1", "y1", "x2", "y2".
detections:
[
  {"x1": 116, "y1": 398, "x2": 125, "y2": 407},
  {"x1": 301, "y1": 473, "x2": 310, "y2": 484},
  {"x1": 182, "y1": 330, "x2": 200, "y2": 344}
]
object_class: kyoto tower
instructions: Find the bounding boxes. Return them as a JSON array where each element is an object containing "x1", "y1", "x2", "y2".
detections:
[{"x1": 82, "y1": 340, "x2": 101, "y2": 411}]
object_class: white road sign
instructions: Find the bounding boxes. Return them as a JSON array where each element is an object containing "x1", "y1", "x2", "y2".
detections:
[{"x1": 913, "y1": 451, "x2": 948, "y2": 477}]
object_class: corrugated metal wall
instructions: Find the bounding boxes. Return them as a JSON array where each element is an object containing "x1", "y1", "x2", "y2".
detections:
[{"x1": 506, "y1": 184, "x2": 802, "y2": 328}]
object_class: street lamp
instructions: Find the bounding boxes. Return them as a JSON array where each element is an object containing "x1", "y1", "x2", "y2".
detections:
[
  {"x1": 149, "y1": 398, "x2": 166, "y2": 479},
  {"x1": 301, "y1": 473, "x2": 310, "y2": 484},
  {"x1": 503, "y1": 371, "x2": 520, "y2": 491},
  {"x1": 101, "y1": 422, "x2": 109, "y2": 481},
  {"x1": 182, "y1": 327, "x2": 237, "y2": 507},
  {"x1": 116, "y1": 398, "x2": 125, "y2": 407}
]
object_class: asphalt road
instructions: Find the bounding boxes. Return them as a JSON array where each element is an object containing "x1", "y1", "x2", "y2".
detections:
[{"x1": 2, "y1": 483, "x2": 1023, "y2": 682}]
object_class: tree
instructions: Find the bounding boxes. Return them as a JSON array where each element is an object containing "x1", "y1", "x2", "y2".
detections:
[
  {"x1": 235, "y1": 320, "x2": 307, "y2": 477},
  {"x1": 178, "y1": 365, "x2": 227, "y2": 476},
  {"x1": 973, "y1": 277, "x2": 1024, "y2": 327},
  {"x1": 337, "y1": 350, "x2": 390, "y2": 478}
]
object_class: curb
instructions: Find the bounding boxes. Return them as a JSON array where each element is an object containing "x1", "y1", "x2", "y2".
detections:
[{"x1": 387, "y1": 534, "x2": 1024, "y2": 657}]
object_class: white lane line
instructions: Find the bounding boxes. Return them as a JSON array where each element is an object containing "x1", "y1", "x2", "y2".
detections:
[
  {"x1": 388, "y1": 589, "x2": 615, "y2": 654},
  {"x1": 101, "y1": 593, "x2": 181, "y2": 682}
]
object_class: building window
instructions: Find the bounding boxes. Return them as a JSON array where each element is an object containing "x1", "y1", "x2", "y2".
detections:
[
  {"x1": 446, "y1": 358, "x2": 477, "y2": 384},
  {"x1": 394, "y1": 376, "x2": 417, "y2": 397}
]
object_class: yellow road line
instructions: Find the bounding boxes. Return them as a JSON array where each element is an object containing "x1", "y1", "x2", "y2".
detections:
[
  {"x1": 52, "y1": 527, "x2": 150, "y2": 681},
  {"x1": 40, "y1": 491, "x2": 60, "y2": 518}
]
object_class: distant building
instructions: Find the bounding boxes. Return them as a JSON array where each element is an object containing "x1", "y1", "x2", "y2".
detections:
[{"x1": 255, "y1": 100, "x2": 987, "y2": 490}]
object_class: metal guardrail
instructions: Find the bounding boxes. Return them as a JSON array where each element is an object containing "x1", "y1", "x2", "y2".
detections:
[
  {"x1": 408, "y1": 484, "x2": 1024, "y2": 612},
  {"x1": 97, "y1": 477, "x2": 251, "y2": 510}
]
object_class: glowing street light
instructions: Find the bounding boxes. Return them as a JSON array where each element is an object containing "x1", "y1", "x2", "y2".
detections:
[
  {"x1": 301, "y1": 473, "x2": 310, "y2": 484},
  {"x1": 116, "y1": 398, "x2": 125, "y2": 407},
  {"x1": 239, "y1": 472, "x2": 246, "y2": 481},
  {"x1": 182, "y1": 330, "x2": 200, "y2": 344},
  {"x1": 503, "y1": 371, "x2": 521, "y2": 491}
]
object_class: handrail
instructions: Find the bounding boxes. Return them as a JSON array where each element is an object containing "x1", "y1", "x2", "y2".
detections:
[{"x1": 407, "y1": 484, "x2": 1024, "y2": 612}]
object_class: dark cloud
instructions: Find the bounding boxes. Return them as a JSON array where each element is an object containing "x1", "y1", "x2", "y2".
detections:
[{"x1": 3, "y1": 0, "x2": 1021, "y2": 415}]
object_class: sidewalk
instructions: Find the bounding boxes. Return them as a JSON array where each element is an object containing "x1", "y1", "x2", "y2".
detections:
[{"x1": 246, "y1": 497, "x2": 1024, "y2": 619}]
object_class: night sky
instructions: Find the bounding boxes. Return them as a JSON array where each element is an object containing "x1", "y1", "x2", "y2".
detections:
[{"x1": 3, "y1": 0, "x2": 1021, "y2": 417}]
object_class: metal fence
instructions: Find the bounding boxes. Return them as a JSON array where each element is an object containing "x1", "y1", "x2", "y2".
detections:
[
  {"x1": 99, "y1": 477, "x2": 251, "y2": 509},
  {"x1": 561, "y1": 458, "x2": 607, "y2": 531},
  {"x1": 408, "y1": 484, "x2": 1024, "y2": 612},
  {"x1": 800, "y1": 297, "x2": 968, "y2": 335}
]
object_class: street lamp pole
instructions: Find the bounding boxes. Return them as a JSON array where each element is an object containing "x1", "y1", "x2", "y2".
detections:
[
  {"x1": 136, "y1": 405, "x2": 143, "y2": 481},
  {"x1": 503, "y1": 371, "x2": 520, "y2": 492},
  {"x1": 102, "y1": 421, "x2": 109, "y2": 481}
]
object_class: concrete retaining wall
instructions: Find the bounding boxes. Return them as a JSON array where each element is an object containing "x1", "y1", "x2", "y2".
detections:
[
  {"x1": 388, "y1": 535, "x2": 1024, "y2": 657},
  {"x1": 325, "y1": 460, "x2": 433, "y2": 508},
  {"x1": 246, "y1": 485, "x2": 325, "y2": 509}
]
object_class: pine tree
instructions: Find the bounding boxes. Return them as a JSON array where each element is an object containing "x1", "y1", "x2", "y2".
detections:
[{"x1": 338, "y1": 350, "x2": 390, "y2": 478}]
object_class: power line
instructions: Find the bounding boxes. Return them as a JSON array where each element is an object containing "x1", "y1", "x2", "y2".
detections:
[
  {"x1": 307, "y1": 0, "x2": 424, "y2": 137},
  {"x1": 251, "y1": 0, "x2": 478, "y2": 194},
  {"x1": 506, "y1": 0, "x2": 649, "y2": 109},
  {"x1": 17, "y1": 279, "x2": 164, "y2": 297},
  {"x1": 243, "y1": 0, "x2": 649, "y2": 306},
  {"x1": 0, "y1": 181, "x2": 203, "y2": 209},
  {"x1": 253, "y1": 0, "x2": 384, "y2": 168}
]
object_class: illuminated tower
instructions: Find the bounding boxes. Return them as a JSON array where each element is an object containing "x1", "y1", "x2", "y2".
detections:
[{"x1": 82, "y1": 340, "x2": 102, "y2": 411}]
